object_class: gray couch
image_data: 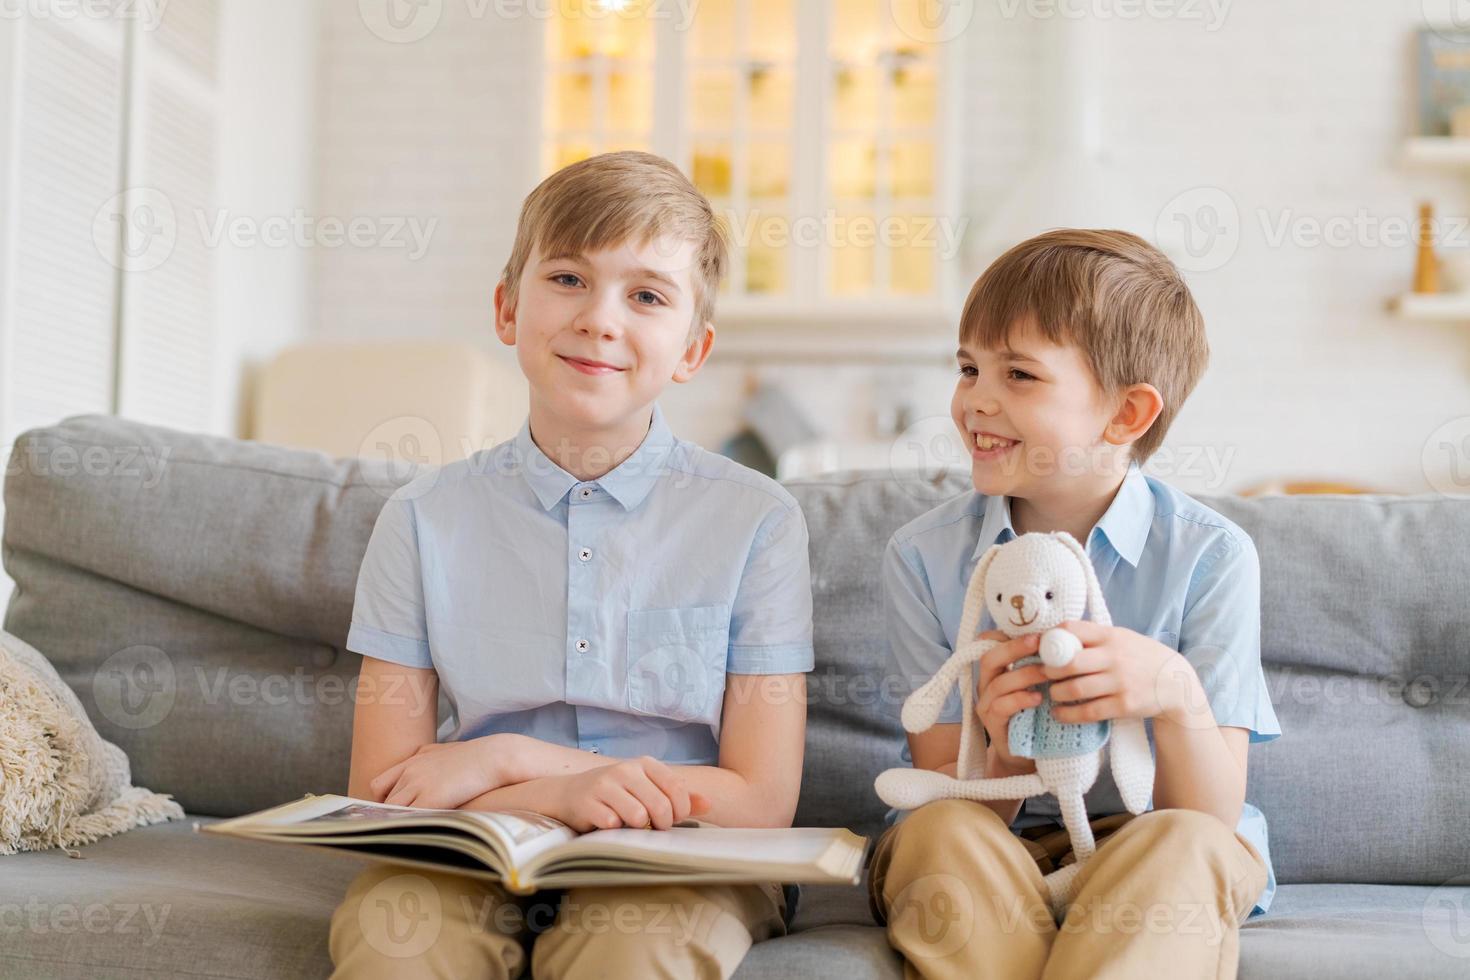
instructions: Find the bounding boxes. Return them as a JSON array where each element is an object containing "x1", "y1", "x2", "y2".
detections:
[{"x1": 3, "y1": 414, "x2": 1467, "y2": 979}]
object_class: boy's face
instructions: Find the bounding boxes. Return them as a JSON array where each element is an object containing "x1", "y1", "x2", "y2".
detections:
[
  {"x1": 494, "y1": 235, "x2": 713, "y2": 438},
  {"x1": 951, "y1": 319, "x2": 1126, "y2": 498}
]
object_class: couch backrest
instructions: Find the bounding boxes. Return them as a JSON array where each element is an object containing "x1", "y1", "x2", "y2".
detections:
[{"x1": 5, "y1": 416, "x2": 1468, "y2": 886}]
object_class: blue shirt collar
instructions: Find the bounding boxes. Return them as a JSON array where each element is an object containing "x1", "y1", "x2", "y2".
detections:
[
  {"x1": 971, "y1": 461, "x2": 1154, "y2": 568},
  {"x1": 513, "y1": 403, "x2": 676, "y2": 512}
]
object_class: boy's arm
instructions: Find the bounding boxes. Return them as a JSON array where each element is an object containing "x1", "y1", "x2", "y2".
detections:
[
  {"x1": 348, "y1": 657, "x2": 439, "y2": 801},
  {"x1": 461, "y1": 672, "x2": 806, "y2": 827},
  {"x1": 1151, "y1": 716, "x2": 1249, "y2": 822}
]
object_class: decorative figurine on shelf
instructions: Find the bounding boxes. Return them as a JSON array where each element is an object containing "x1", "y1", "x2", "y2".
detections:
[{"x1": 1415, "y1": 201, "x2": 1440, "y2": 295}]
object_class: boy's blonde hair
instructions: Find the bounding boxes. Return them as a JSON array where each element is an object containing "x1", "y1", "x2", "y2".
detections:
[
  {"x1": 960, "y1": 229, "x2": 1208, "y2": 464},
  {"x1": 500, "y1": 151, "x2": 729, "y2": 342}
]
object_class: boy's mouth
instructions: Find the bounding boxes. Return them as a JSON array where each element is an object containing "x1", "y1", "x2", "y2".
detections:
[
  {"x1": 969, "y1": 431, "x2": 1020, "y2": 461},
  {"x1": 558, "y1": 354, "x2": 625, "y2": 376}
]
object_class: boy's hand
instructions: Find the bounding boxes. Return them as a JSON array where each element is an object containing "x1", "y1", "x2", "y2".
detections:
[
  {"x1": 546, "y1": 757, "x2": 711, "y2": 833},
  {"x1": 371, "y1": 736, "x2": 515, "y2": 810},
  {"x1": 1042, "y1": 621, "x2": 1208, "y2": 726},
  {"x1": 974, "y1": 630, "x2": 1045, "y2": 776}
]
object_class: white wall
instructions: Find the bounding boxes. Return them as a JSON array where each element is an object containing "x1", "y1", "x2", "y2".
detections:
[
  {"x1": 309, "y1": 0, "x2": 1470, "y2": 495},
  {"x1": 214, "y1": 0, "x2": 322, "y2": 437}
]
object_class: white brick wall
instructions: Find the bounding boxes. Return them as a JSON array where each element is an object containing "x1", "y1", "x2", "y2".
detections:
[{"x1": 311, "y1": 0, "x2": 1470, "y2": 494}]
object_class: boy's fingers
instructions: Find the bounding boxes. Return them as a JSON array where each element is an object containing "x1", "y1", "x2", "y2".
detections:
[
  {"x1": 642, "y1": 762, "x2": 691, "y2": 825},
  {"x1": 1059, "y1": 620, "x2": 1108, "y2": 644},
  {"x1": 1041, "y1": 648, "x2": 1109, "y2": 680},
  {"x1": 624, "y1": 771, "x2": 676, "y2": 829},
  {"x1": 985, "y1": 663, "x2": 1047, "y2": 699},
  {"x1": 979, "y1": 633, "x2": 1040, "y2": 680}
]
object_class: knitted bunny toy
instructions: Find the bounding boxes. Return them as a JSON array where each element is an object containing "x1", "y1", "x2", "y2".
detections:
[{"x1": 875, "y1": 531, "x2": 1156, "y2": 919}]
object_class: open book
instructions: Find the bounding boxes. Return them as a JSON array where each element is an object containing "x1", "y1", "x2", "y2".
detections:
[{"x1": 200, "y1": 794, "x2": 868, "y2": 895}]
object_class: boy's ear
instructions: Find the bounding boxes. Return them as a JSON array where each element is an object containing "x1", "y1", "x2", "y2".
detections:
[
  {"x1": 493, "y1": 280, "x2": 516, "y2": 346},
  {"x1": 671, "y1": 322, "x2": 715, "y2": 384},
  {"x1": 1104, "y1": 382, "x2": 1163, "y2": 448}
]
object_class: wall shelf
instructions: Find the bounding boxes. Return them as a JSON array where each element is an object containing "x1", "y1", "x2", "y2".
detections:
[
  {"x1": 1389, "y1": 292, "x2": 1470, "y2": 321},
  {"x1": 1403, "y1": 137, "x2": 1470, "y2": 168}
]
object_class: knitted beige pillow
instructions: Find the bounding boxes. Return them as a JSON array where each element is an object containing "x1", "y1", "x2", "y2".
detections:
[{"x1": 0, "y1": 629, "x2": 182, "y2": 855}]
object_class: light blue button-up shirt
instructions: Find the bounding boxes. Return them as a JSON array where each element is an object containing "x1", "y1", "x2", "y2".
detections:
[
  {"x1": 346, "y1": 404, "x2": 815, "y2": 767},
  {"x1": 883, "y1": 462, "x2": 1283, "y2": 916}
]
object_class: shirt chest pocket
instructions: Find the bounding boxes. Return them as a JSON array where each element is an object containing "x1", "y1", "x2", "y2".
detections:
[{"x1": 625, "y1": 604, "x2": 731, "y2": 724}]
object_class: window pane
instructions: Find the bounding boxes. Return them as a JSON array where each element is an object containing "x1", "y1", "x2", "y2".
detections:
[
  {"x1": 608, "y1": 71, "x2": 651, "y2": 133},
  {"x1": 749, "y1": 0, "x2": 796, "y2": 63},
  {"x1": 692, "y1": 142, "x2": 734, "y2": 197},
  {"x1": 547, "y1": 71, "x2": 595, "y2": 132},
  {"x1": 749, "y1": 66, "x2": 792, "y2": 133},
  {"x1": 749, "y1": 141, "x2": 790, "y2": 197},
  {"x1": 831, "y1": 140, "x2": 876, "y2": 198},
  {"x1": 549, "y1": 1, "x2": 654, "y2": 62},
  {"x1": 688, "y1": 0, "x2": 736, "y2": 61},
  {"x1": 549, "y1": 142, "x2": 595, "y2": 171},
  {"x1": 889, "y1": 215, "x2": 937, "y2": 295},
  {"x1": 691, "y1": 69, "x2": 737, "y2": 132},
  {"x1": 746, "y1": 210, "x2": 788, "y2": 295},
  {"x1": 831, "y1": 210, "x2": 875, "y2": 295},
  {"x1": 831, "y1": 0, "x2": 880, "y2": 62},
  {"x1": 890, "y1": 141, "x2": 934, "y2": 198},
  {"x1": 892, "y1": 59, "x2": 937, "y2": 127},
  {"x1": 833, "y1": 65, "x2": 880, "y2": 133}
]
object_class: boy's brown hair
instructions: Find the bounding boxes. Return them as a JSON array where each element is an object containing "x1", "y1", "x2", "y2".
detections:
[
  {"x1": 500, "y1": 151, "x2": 729, "y2": 343},
  {"x1": 960, "y1": 229, "x2": 1208, "y2": 464}
]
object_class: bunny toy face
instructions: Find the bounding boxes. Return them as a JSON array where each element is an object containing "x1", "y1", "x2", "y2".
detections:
[{"x1": 980, "y1": 533, "x2": 1092, "y2": 637}]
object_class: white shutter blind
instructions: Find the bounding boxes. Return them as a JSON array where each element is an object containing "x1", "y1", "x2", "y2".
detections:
[
  {"x1": 4, "y1": 15, "x2": 127, "y2": 443},
  {"x1": 114, "y1": 0, "x2": 220, "y2": 430}
]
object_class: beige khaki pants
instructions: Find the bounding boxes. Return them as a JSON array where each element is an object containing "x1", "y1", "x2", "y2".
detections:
[
  {"x1": 868, "y1": 800, "x2": 1268, "y2": 980},
  {"x1": 329, "y1": 862, "x2": 788, "y2": 979}
]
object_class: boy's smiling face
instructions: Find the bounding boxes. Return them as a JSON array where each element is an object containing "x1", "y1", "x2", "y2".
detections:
[
  {"x1": 495, "y1": 235, "x2": 713, "y2": 443},
  {"x1": 952, "y1": 318, "x2": 1128, "y2": 499}
]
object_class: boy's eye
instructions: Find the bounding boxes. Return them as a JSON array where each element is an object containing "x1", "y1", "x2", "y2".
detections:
[
  {"x1": 632, "y1": 289, "x2": 664, "y2": 306},
  {"x1": 956, "y1": 364, "x2": 977, "y2": 378},
  {"x1": 551, "y1": 273, "x2": 582, "y2": 288},
  {"x1": 1007, "y1": 369, "x2": 1035, "y2": 382}
]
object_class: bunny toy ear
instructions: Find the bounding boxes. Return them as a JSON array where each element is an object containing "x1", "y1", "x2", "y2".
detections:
[
  {"x1": 958, "y1": 542, "x2": 1004, "y2": 644},
  {"x1": 1052, "y1": 532, "x2": 1113, "y2": 628}
]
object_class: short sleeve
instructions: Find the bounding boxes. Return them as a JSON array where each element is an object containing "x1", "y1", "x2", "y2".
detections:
[
  {"x1": 345, "y1": 494, "x2": 434, "y2": 669},
  {"x1": 1178, "y1": 531, "x2": 1281, "y2": 743},
  {"x1": 883, "y1": 536, "x2": 962, "y2": 725},
  {"x1": 726, "y1": 504, "x2": 814, "y2": 674}
]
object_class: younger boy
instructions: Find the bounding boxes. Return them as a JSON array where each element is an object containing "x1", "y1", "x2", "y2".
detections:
[
  {"x1": 869, "y1": 230, "x2": 1280, "y2": 980},
  {"x1": 328, "y1": 151, "x2": 814, "y2": 980}
]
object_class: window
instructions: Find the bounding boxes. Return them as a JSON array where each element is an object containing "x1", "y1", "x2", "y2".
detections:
[{"x1": 537, "y1": 0, "x2": 959, "y2": 326}]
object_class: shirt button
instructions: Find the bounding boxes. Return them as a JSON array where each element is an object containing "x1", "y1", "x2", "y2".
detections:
[
  {"x1": 589, "y1": 746, "x2": 600, "y2": 755},
  {"x1": 578, "y1": 487, "x2": 593, "y2": 499},
  {"x1": 575, "y1": 638, "x2": 590, "y2": 653},
  {"x1": 578, "y1": 547, "x2": 593, "y2": 562}
]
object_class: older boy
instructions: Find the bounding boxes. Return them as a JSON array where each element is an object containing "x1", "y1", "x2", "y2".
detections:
[
  {"x1": 328, "y1": 151, "x2": 813, "y2": 979},
  {"x1": 870, "y1": 230, "x2": 1280, "y2": 980}
]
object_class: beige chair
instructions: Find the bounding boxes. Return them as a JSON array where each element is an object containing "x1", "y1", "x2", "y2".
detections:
[{"x1": 250, "y1": 341, "x2": 527, "y2": 466}]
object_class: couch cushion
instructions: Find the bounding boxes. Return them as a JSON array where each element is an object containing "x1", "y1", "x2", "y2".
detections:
[
  {"x1": 2, "y1": 416, "x2": 425, "y2": 818},
  {"x1": 1240, "y1": 882, "x2": 1470, "y2": 979}
]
